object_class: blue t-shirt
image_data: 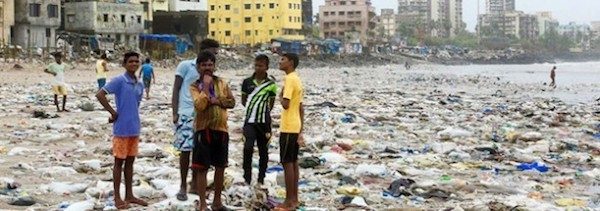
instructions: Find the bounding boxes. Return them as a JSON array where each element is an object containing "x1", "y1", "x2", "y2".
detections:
[
  {"x1": 175, "y1": 59, "x2": 199, "y2": 117},
  {"x1": 141, "y1": 63, "x2": 153, "y2": 80},
  {"x1": 102, "y1": 73, "x2": 144, "y2": 137}
]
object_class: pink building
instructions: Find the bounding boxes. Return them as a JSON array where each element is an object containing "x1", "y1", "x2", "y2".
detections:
[{"x1": 318, "y1": 0, "x2": 376, "y2": 44}]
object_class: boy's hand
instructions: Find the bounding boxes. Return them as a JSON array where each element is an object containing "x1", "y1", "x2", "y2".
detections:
[
  {"x1": 202, "y1": 74, "x2": 213, "y2": 87},
  {"x1": 109, "y1": 112, "x2": 118, "y2": 123},
  {"x1": 172, "y1": 114, "x2": 179, "y2": 124},
  {"x1": 209, "y1": 97, "x2": 220, "y2": 105},
  {"x1": 298, "y1": 134, "x2": 306, "y2": 147}
]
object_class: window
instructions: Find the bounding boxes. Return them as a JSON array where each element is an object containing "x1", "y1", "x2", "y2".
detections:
[
  {"x1": 210, "y1": 5, "x2": 215, "y2": 10},
  {"x1": 340, "y1": 1, "x2": 346, "y2": 5},
  {"x1": 67, "y1": 14, "x2": 75, "y2": 23},
  {"x1": 244, "y1": 4, "x2": 251, "y2": 9},
  {"x1": 210, "y1": 18, "x2": 215, "y2": 23},
  {"x1": 137, "y1": 16, "x2": 141, "y2": 24},
  {"x1": 324, "y1": 12, "x2": 329, "y2": 16},
  {"x1": 351, "y1": 1, "x2": 356, "y2": 5},
  {"x1": 289, "y1": 16, "x2": 292, "y2": 22},
  {"x1": 288, "y1": 3, "x2": 292, "y2": 9},
  {"x1": 121, "y1": 15, "x2": 125, "y2": 23},
  {"x1": 45, "y1": 28, "x2": 51, "y2": 38},
  {"x1": 255, "y1": 30, "x2": 258, "y2": 35},
  {"x1": 225, "y1": 31, "x2": 231, "y2": 36},
  {"x1": 269, "y1": 30, "x2": 273, "y2": 35},
  {"x1": 103, "y1": 14, "x2": 108, "y2": 22},
  {"x1": 245, "y1": 30, "x2": 251, "y2": 36},
  {"x1": 225, "y1": 18, "x2": 231, "y2": 23},
  {"x1": 225, "y1": 5, "x2": 230, "y2": 10},
  {"x1": 256, "y1": 4, "x2": 261, "y2": 9},
  {"x1": 29, "y1": 3, "x2": 40, "y2": 17},
  {"x1": 142, "y1": 2, "x2": 149, "y2": 12},
  {"x1": 48, "y1": 4, "x2": 58, "y2": 18},
  {"x1": 258, "y1": 17, "x2": 263, "y2": 22},
  {"x1": 245, "y1": 17, "x2": 251, "y2": 23},
  {"x1": 339, "y1": 11, "x2": 345, "y2": 16},
  {"x1": 269, "y1": 3, "x2": 275, "y2": 8},
  {"x1": 211, "y1": 31, "x2": 215, "y2": 36}
]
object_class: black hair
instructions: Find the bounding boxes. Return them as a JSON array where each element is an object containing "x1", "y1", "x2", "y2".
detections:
[
  {"x1": 282, "y1": 53, "x2": 299, "y2": 69},
  {"x1": 145, "y1": 58, "x2": 151, "y2": 63},
  {"x1": 123, "y1": 52, "x2": 140, "y2": 64},
  {"x1": 53, "y1": 52, "x2": 63, "y2": 58},
  {"x1": 255, "y1": 54, "x2": 269, "y2": 66},
  {"x1": 101, "y1": 53, "x2": 108, "y2": 60},
  {"x1": 199, "y1": 39, "x2": 220, "y2": 50},
  {"x1": 196, "y1": 50, "x2": 216, "y2": 65}
]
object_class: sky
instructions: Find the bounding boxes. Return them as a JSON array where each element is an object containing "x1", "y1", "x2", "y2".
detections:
[{"x1": 312, "y1": 0, "x2": 600, "y2": 32}]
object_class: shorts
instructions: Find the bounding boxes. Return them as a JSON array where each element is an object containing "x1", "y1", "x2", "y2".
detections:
[
  {"x1": 97, "y1": 78, "x2": 106, "y2": 90},
  {"x1": 173, "y1": 115, "x2": 195, "y2": 152},
  {"x1": 279, "y1": 133, "x2": 299, "y2": 163},
  {"x1": 143, "y1": 78, "x2": 151, "y2": 88},
  {"x1": 192, "y1": 130, "x2": 229, "y2": 169},
  {"x1": 52, "y1": 85, "x2": 68, "y2": 96},
  {"x1": 112, "y1": 136, "x2": 139, "y2": 159}
]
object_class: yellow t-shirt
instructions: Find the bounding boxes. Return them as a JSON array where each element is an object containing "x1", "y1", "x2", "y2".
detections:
[
  {"x1": 280, "y1": 71, "x2": 303, "y2": 133},
  {"x1": 96, "y1": 59, "x2": 107, "y2": 79}
]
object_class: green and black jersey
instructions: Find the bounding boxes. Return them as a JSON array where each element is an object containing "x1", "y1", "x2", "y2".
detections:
[{"x1": 241, "y1": 75, "x2": 278, "y2": 124}]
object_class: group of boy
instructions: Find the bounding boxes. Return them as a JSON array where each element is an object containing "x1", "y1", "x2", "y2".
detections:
[{"x1": 86, "y1": 39, "x2": 304, "y2": 211}]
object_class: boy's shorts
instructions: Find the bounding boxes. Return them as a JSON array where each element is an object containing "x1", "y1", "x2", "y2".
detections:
[
  {"x1": 52, "y1": 85, "x2": 68, "y2": 96},
  {"x1": 173, "y1": 115, "x2": 195, "y2": 152},
  {"x1": 113, "y1": 136, "x2": 139, "y2": 159},
  {"x1": 279, "y1": 133, "x2": 300, "y2": 163},
  {"x1": 143, "y1": 78, "x2": 151, "y2": 88},
  {"x1": 191, "y1": 130, "x2": 229, "y2": 169}
]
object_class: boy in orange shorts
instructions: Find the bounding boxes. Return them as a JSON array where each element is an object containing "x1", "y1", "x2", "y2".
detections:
[{"x1": 96, "y1": 52, "x2": 148, "y2": 209}]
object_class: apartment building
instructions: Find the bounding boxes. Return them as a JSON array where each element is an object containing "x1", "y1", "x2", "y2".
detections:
[
  {"x1": 319, "y1": 0, "x2": 376, "y2": 44},
  {"x1": 380, "y1": 9, "x2": 395, "y2": 37},
  {"x1": 208, "y1": 0, "x2": 304, "y2": 45},
  {"x1": 486, "y1": 0, "x2": 515, "y2": 14},
  {"x1": 0, "y1": 0, "x2": 14, "y2": 45},
  {"x1": 536, "y1": 11, "x2": 558, "y2": 36},
  {"x1": 13, "y1": 0, "x2": 61, "y2": 48},
  {"x1": 397, "y1": 0, "x2": 463, "y2": 38},
  {"x1": 169, "y1": 0, "x2": 206, "y2": 11},
  {"x1": 478, "y1": 11, "x2": 538, "y2": 39}
]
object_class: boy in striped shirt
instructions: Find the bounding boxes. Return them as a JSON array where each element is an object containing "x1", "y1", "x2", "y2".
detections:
[{"x1": 241, "y1": 55, "x2": 278, "y2": 185}]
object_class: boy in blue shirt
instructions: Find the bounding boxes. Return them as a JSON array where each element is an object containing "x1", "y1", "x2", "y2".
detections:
[
  {"x1": 139, "y1": 58, "x2": 155, "y2": 99},
  {"x1": 96, "y1": 52, "x2": 148, "y2": 209}
]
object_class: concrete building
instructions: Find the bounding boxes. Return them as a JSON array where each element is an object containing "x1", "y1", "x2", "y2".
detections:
[
  {"x1": 153, "y1": 10, "x2": 208, "y2": 39},
  {"x1": 478, "y1": 11, "x2": 538, "y2": 39},
  {"x1": 486, "y1": 0, "x2": 514, "y2": 14},
  {"x1": 397, "y1": 0, "x2": 463, "y2": 38},
  {"x1": 152, "y1": 0, "x2": 169, "y2": 11},
  {"x1": 141, "y1": 0, "x2": 153, "y2": 33},
  {"x1": 13, "y1": 0, "x2": 61, "y2": 48},
  {"x1": 319, "y1": 0, "x2": 377, "y2": 44},
  {"x1": 380, "y1": 8, "x2": 395, "y2": 38},
  {"x1": 301, "y1": 0, "x2": 313, "y2": 36},
  {"x1": 208, "y1": 0, "x2": 304, "y2": 45},
  {"x1": 536, "y1": 11, "x2": 558, "y2": 36},
  {"x1": 169, "y1": 0, "x2": 206, "y2": 11},
  {"x1": 64, "y1": 0, "x2": 144, "y2": 48},
  {"x1": 0, "y1": 0, "x2": 15, "y2": 45}
]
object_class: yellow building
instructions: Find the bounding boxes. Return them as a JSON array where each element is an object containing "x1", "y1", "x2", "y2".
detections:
[
  {"x1": 152, "y1": 0, "x2": 169, "y2": 12},
  {"x1": 0, "y1": 0, "x2": 15, "y2": 45},
  {"x1": 208, "y1": 0, "x2": 304, "y2": 45}
]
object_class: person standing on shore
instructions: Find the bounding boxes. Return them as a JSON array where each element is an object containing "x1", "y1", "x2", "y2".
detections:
[
  {"x1": 275, "y1": 53, "x2": 305, "y2": 211},
  {"x1": 241, "y1": 55, "x2": 278, "y2": 185},
  {"x1": 96, "y1": 53, "x2": 110, "y2": 90},
  {"x1": 95, "y1": 52, "x2": 148, "y2": 209},
  {"x1": 550, "y1": 66, "x2": 557, "y2": 88},
  {"x1": 43, "y1": 52, "x2": 69, "y2": 112},
  {"x1": 139, "y1": 58, "x2": 155, "y2": 99},
  {"x1": 171, "y1": 39, "x2": 219, "y2": 201}
]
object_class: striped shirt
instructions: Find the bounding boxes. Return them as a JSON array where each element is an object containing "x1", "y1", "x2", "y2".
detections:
[{"x1": 242, "y1": 75, "x2": 278, "y2": 124}]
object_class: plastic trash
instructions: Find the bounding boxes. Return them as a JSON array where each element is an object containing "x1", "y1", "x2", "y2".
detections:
[
  {"x1": 355, "y1": 164, "x2": 387, "y2": 177},
  {"x1": 516, "y1": 162, "x2": 549, "y2": 172},
  {"x1": 554, "y1": 198, "x2": 586, "y2": 207}
]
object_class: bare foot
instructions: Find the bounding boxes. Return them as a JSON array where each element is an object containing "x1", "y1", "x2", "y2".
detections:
[
  {"x1": 125, "y1": 197, "x2": 148, "y2": 206},
  {"x1": 115, "y1": 199, "x2": 129, "y2": 209},
  {"x1": 195, "y1": 200, "x2": 208, "y2": 211},
  {"x1": 62, "y1": 109, "x2": 70, "y2": 112}
]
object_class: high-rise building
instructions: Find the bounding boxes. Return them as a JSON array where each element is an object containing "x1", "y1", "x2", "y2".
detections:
[
  {"x1": 301, "y1": 0, "x2": 313, "y2": 36},
  {"x1": 536, "y1": 11, "x2": 558, "y2": 36},
  {"x1": 169, "y1": 0, "x2": 206, "y2": 11},
  {"x1": 478, "y1": 11, "x2": 538, "y2": 39},
  {"x1": 141, "y1": 0, "x2": 153, "y2": 33},
  {"x1": 486, "y1": 0, "x2": 515, "y2": 14},
  {"x1": 152, "y1": 0, "x2": 169, "y2": 11},
  {"x1": 13, "y1": 0, "x2": 61, "y2": 48},
  {"x1": 208, "y1": 0, "x2": 304, "y2": 45},
  {"x1": 380, "y1": 9, "x2": 395, "y2": 37},
  {"x1": 397, "y1": 0, "x2": 463, "y2": 38},
  {"x1": 319, "y1": 0, "x2": 377, "y2": 44},
  {"x1": 0, "y1": 0, "x2": 15, "y2": 45}
]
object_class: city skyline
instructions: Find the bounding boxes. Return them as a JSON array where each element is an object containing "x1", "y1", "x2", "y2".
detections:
[{"x1": 312, "y1": 0, "x2": 600, "y2": 32}]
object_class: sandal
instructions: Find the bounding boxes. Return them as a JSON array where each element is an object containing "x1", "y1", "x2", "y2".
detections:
[{"x1": 176, "y1": 192, "x2": 188, "y2": 201}]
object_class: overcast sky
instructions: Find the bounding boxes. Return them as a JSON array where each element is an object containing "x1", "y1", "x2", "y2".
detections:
[{"x1": 312, "y1": 0, "x2": 600, "y2": 31}]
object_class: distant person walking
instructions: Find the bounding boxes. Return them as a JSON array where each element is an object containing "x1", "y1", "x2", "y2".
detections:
[
  {"x1": 405, "y1": 61, "x2": 411, "y2": 70},
  {"x1": 139, "y1": 58, "x2": 155, "y2": 99},
  {"x1": 550, "y1": 66, "x2": 557, "y2": 88},
  {"x1": 96, "y1": 53, "x2": 110, "y2": 89},
  {"x1": 43, "y1": 52, "x2": 69, "y2": 112}
]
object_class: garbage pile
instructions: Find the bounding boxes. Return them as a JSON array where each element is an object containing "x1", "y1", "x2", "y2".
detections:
[{"x1": 0, "y1": 63, "x2": 598, "y2": 210}]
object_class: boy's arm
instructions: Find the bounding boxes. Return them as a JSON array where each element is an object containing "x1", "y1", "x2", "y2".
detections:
[
  {"x1": 96, "y1": 89, "x2": 118, "y2": 122},
  {"x1": 241, "y1": 80, "x2": 248, "y2": 106},
  {"x1": 43, "y1": 68, "x2": 56, "y2": 76},
  {"x1": 103, "y1": 61, "x2": 109, "y2": 71},
  {"x1": 298, "y1": 102, "x2": 305, "y2": 146},
  {"x1": 191, "y1": 83, "x2": 210, "y2": 111},
  {"x1": 219, "y1": 82, "x2": 236, "y2": 109},
  {"x1": 171, "y1": 76, "x2": 183, "y2": 124},
  {"x1": 152, "y1": 69, "x2": 156, "y2": 84}
]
